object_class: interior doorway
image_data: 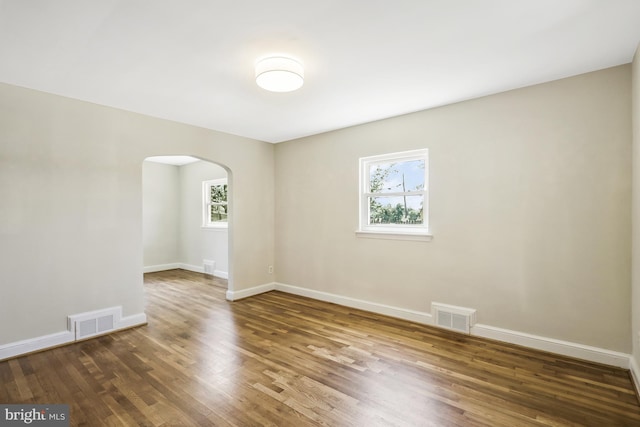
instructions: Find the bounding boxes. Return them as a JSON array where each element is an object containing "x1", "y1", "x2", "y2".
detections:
[{"x1": 142, "y1": 155, "x2": 230, "y2": 288}]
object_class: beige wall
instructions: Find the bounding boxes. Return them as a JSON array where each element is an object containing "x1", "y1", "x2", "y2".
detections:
[
  {"x1": 632, "y1": 44, "x2": 640, "y2": 366},
  {"x1": 0, "y1": 64, "x2": 633, "y2": 355},
  {"x1": 143, "y1": 162, "x2": 180, "y2": 267},
  {"x1": 0, "y1": 83, "x2": 274, "y2": 345},
  {"x1": 275, "y1": 65, "x2": 632, "y2": 352}
]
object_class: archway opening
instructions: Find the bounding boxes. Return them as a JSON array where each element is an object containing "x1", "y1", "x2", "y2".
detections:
[{"x1": 142, "y1": 155, "x2": 231, "y2": 290}]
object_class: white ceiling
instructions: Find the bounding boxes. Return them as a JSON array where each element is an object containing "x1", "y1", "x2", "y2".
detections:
[
  {"x1": 1, "y1": 1, "x2": 639, "y2": 143},
  {"x1": 145, "y1": 155, "x2": 200, "y2": 166}
]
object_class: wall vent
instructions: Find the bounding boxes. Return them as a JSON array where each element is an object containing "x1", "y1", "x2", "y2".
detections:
[
  {"x1": 68, "y1": 307, "x2": 119, "y2": 340},
  {"x1": 431, "y1": 302, "x2": 476, "y2": 334},
  {"x1": 203, "y1": 259, "x2": 216, "y2": 276}
]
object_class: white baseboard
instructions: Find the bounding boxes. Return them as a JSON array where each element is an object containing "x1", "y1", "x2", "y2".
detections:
[
  {"x1": 0, "y1": 330, "x2": 75, "y2": 361},
  {"x1": 143, "y1": 263, "x2": 180, "y2": 273},
  {"x1": 214, "y1": 270, "x2": 229, "y2": 279},
  {"x1": 2, "y1": 281, "x2": 636, "y2": 374},
  {"x1": 275, "y1": 282, "x2": 434, "y2": 325},
  {"x1": 178, "y1": 263, "x2": 204, "y2": 274},
  {"x1": 117, "y1": 313, "x2": 148, "y2": 330},
  {"x1": 181, "y1": 263, "x2": 228, "y2": 279},
  {"x1": 630, "y1": 356, "x2": 640, "y2": 393},
  {"x1": 226, "y1": 283, "x2": 276, "y2": 301},
  {"x1": 225, "y1": 281, "x2": 433, "y2": 325},
  {"x1": 471, "y1": 324, "x2": 631, "y2": 369},
  {"x1": 259, "y1": 282, "x2": 632, "y2": 369},
  {"x1": 0, "y1": 309, "x2": 147, "y2": 362},
  {"x1": 145, "y1": 263, "x2": 228, "y2": 279}
]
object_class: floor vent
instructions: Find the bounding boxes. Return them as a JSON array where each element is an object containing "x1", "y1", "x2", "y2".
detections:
[
  {"x1": 203, "y1": 259, "x2": 216, "y2": 276},
  {"x1": 68, "y1": 307, "x2": 119, "y2": 340},
  {"x1": 432, "y1": 303, "x2": 476, "y2": 334}
]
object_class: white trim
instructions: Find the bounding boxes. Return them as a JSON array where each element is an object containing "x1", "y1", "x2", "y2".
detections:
[
  {"x1": 2, "y1": 283, "x2": 635, "y2": 373},
  {"x1": 226, "y1": 283, "x2": 276, "y2": 301},
  {"x1": 223, "y1": 281, "x2": 434, "y2": 325},
  {"x1": 222, "y1": 281, "x2": 636, "y2": 369},
  {"x1": 355, "y1": 230, "x2": 433, "y2": 241},
  {"x1": 144, "y1": 155, "x2": 200, "y2": 166},
  {"x1": 629, "y1": 356, "x2": 640, "y2": 394},
  {"x1": 149, "y1": 264, "x2": 228, "y2": 279},
  {"x1": 359, "y1": 148, "x2": 430, "y2": 236},
  {"x1": 274, "y1": 282, "x2": 434, "y2": 325},
  {"x1": 178, "y1": 263, "x2": 205, "y2": 274},
  {"x1": 0, "y1": 331, "x2": 74, "y2": 361},
  {"x1": 254, "y1": 282, "x2": 634, "y2": 369},
  {"x1": 69, "y1": 307, "x2": 148, "y2": 340},
  {"x1": 471, "y1": 324, "x2": 631, "y2": 368},
  {"x1": 201, "y1": 225, "x2": 229, "y2": 231},
  {"x1": 143, "y1": 263, "x2": 181, "y2": 273},
  {"x1": 0, "y1": 308, "x2": 147, "y2": 361},
  {"x1": 118, "y1": 313, "x2": 148, "y2": 330},
  {"x1": 203, "y1": 178, "x2": 228, "y2": 228},
  {"x1": 214, "y1": 270, "x2": 229, "y2": 279}
]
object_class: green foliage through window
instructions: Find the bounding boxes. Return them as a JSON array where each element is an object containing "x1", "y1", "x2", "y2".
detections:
[
  {"x1": 209, "y1": 184, "x2": 228, "y2": 222},
  {"x1": 367, "y1": 158, "x2": 425, "y2": 226},
  {"x1": 203, "y1": 179, "x2": 228, "y2": 227}
]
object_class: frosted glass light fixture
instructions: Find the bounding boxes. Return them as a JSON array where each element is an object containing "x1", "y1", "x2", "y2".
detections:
[{"x1": 255, "y1": 56, "x2": 304, "y2": 92}]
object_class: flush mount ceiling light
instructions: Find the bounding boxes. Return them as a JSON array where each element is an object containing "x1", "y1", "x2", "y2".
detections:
[{"x1": 255, "y1": 56, "x2": 304, "y2": 92}]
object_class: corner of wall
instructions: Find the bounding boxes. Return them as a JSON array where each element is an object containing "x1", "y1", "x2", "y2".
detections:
[{"x1": 632, "y1": 41, "x2": 640, "y2": 374}]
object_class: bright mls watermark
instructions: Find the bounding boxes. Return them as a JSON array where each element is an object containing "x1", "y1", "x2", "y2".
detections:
[{"x1": 0, "y1": 405, "x2": 68, "y2": 426}]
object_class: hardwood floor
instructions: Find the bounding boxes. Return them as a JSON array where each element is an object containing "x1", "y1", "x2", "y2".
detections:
[{"x1": 1, "y1": 269, "x2": 639, "y2": 426}]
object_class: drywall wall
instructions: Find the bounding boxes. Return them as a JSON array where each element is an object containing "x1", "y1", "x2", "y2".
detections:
[
  {"x1": 179, "y1": 160, "x2": 228, "y2": 275},
  {"x1": 275, "y1": 65, "x2": 632, "y2": 352},
  {"x1": 632, "y1": 44, "x2": 640, "y2": 368},
  {"x1": 0, "y1": 82, "x2": 274, "y2": 346},
  {"x1": 142, "y1": 161, "x2": 180, "y2": 267}
]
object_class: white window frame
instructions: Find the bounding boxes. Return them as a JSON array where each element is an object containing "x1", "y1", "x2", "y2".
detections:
[
  {"x1": 203, "y1": 178, "x2": 228, "y2": 228},
  {"x1": 356, "y1": 149, "x2": 432, "y2": 241}
]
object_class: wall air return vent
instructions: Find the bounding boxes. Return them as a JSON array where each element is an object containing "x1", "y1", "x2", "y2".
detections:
[
  {"x1": 68, "y1": 307, "x2": 119, "y2": 340},
  {"x1": 431, "y1": 302, "x2": 477, "y2": 334},
  {"x1": 203, "y1": 260, "x2": 216, "y2": 276}
]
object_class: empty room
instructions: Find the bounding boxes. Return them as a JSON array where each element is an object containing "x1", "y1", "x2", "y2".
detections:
[{"x1": 2, "y1": 1, "x2": 640, "y2": 426}]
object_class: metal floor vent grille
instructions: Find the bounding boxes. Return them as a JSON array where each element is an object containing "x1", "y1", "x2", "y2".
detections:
[
  {"x1": 76, "y1": 315, "x2": 114, "y2": 339},
  {"x1": 432, "y1": 303, "x2": 477, "y2": 334},
  {"x1": 68, "y1": 307, "x2": 119, "y2": 340}
]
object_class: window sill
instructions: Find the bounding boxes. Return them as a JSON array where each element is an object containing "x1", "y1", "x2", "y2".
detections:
[
  {"x1": 355, "y1": 230, "x2": 433, "y2": 242},
  {"x1": 201, "y1": 225, "x2": 228, "y2": 231}
]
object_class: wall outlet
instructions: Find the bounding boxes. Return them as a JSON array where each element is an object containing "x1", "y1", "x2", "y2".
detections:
[{"x1": 268, "y1": 265, "x2": 274, "y2": 274}]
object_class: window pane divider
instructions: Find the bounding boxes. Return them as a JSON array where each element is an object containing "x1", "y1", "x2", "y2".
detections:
[
  {"x1": 358, "y1": 148, "x2": 430, "y2": 239},
  {"x1": 364, "y1": 191, "x2": 426, "y2": 197}
]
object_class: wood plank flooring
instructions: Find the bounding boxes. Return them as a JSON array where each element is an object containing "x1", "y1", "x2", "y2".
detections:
[{"x1": 1, "y1": 269, "x2": 639, "y2": 426}]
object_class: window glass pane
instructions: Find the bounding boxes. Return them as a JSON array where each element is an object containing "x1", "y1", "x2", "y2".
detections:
[
  {"x1": 210, "y1": 184, "x2": 228, "y2": 203},
  {"x1": 369, "y1": 195, "x2": 423, "y2": 225},
  {"x1": 369, "y1": 160, "x2": 424, "y2": 194},
  {"x1": 203, "y1": 179, "x2": 228, "y2": 227},
  {"x1": 210, "y1": 204, "x2": 228, "y2": 222}
]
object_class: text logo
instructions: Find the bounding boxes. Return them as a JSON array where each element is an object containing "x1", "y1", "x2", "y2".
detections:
[{"x1": 0, "y1": 405, "x2": 68, "y2": 426}]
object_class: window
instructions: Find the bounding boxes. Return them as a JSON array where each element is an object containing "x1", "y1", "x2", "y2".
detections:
[
  {"x1": 357, "y1": 149, "x2": 431, "y2": 240},
  {"x1": 203, "y1": 179, "x2": 228, "y2": 228}
]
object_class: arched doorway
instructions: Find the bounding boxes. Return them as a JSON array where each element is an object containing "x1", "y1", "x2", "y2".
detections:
[{"x1": 142, "y1": 155, "x2": 231, "y2": 289}]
